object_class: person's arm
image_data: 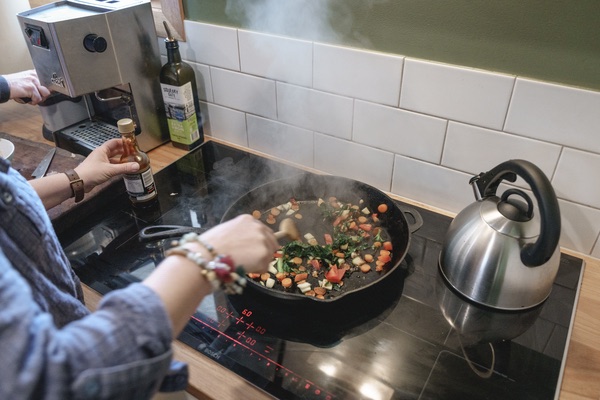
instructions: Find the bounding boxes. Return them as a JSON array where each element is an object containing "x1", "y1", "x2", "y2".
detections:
[
  {"x1": 143, "y1": 214, "x2": 279, "y2": 336},
  {"x1": 0, "y1": 70, "x2": 51, "y2": 105},
  {"x1": 28, "y1": 139, "x2": 140, "y2": 209}
]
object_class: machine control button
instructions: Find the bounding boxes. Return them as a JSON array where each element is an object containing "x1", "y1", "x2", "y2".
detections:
[
  {"x1": 83, "y1": 34, "x2": 107, "y2": 53},
  {"x1": 24, "y1": 24, "x2": 49, "y2": 49}
]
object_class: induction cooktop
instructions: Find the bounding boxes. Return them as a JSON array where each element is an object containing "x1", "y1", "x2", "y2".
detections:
[{"x1": 55, "y1": 141, "x2": 584, "y2": 400}]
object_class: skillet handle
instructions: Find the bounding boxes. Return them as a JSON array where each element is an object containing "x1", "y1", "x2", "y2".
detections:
[
  {"x1": 398, "y1": 205, "x2": 423, "y2": 233},
  {"x1": 139, "y1": 225, "x2": 206, "y2": 242}
]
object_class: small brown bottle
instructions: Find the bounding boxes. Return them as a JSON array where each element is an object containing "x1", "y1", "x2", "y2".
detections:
[{"x1": 118, "y1": 118, "x2": 158, "y2": 208}]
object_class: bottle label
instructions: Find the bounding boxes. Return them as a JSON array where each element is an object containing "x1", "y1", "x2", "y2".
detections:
[
  {"x1": 161, "y1": 81, "x2": 200, "y2": 145},
  {"x1": 124, "y1": 168, "x2": 157, "y2": 201}
]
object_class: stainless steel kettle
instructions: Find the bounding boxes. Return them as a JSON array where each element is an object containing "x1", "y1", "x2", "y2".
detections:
[{"x1": 439, "y1": 159, "x2": 561, "y2": 310}]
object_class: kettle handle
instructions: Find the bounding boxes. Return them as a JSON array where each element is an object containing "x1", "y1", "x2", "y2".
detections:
[{"x1": 472, "y1": 159, "x2": 561, "y2": 267}]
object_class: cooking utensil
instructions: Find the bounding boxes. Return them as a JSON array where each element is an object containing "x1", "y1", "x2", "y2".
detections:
[
  {"x1": 274, "y1": 218, "x2": 300, "y2": 241},
  {"x1": 221, "y1": 173, "x2": 422, "y2": 304},
  {"x1": 439, "y1": 159, "x2": 561, "y2": 310},
  {"x1": 31, "y1": 147, "x2": 56, "y2": 179},
  {"x1": 138, "y1": 225, "x2": 205, "y2": 242}
]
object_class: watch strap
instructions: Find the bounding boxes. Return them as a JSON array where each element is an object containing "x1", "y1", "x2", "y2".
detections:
[{"x1": 65, "y1": 169, "x2": 84, "y2": 203}]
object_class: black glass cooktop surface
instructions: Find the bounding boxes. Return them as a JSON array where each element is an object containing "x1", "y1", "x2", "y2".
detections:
[{"x1": 55, "y1": 141, "x2": 584, "y2": 400}]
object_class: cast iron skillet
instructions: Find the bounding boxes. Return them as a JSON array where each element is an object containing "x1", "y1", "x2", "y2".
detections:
[{"x1": 221, "y1": 173, "x2": 419, "y2": 305}]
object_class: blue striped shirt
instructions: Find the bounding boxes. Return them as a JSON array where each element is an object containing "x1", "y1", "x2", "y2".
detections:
[{"x1": 0, "y1": 158, "x2": 186, "y2": 399}]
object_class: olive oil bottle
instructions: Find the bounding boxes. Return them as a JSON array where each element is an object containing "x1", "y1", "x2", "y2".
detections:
[
  {"x1": 118, "y1": 118, "x2": 158, "y2": 209},
  {"x1": 159, "y1": 22, "x2": 204, "y2": 151}
]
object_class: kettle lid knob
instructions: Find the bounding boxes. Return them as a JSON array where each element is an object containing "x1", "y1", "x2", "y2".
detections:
[{"x1": 497, "y1": 188, "x2": 534, "y2": 222}]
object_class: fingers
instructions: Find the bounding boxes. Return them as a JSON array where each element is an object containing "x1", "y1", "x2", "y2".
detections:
[{"x1": 6, "y1": 70, "x2": 51, "y2": 104}]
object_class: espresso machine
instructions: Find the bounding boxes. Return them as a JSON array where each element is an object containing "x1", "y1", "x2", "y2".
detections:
[{"x1": 17, "y1": 0, "x2": 169, "y2": 154}]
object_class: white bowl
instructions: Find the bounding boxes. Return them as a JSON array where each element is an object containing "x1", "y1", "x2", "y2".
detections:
[{"x1": 0, "y1": 138, "x2": 15, "y2": 162}]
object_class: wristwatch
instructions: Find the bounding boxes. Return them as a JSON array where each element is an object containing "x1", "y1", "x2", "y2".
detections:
[{"x1": 65, "y1": 169, "x2": 84, "y2": 203}]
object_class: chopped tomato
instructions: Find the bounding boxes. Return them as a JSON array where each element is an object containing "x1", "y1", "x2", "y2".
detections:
[
  {"x1": 383, "y1": 241, "x2": 393, "y2": 251},
  {"x1": 349, "y1": 221, "x2": 359, "y2": 230},
  {"x1": 325, "y1": 264, "x2": 346, "y2": 283},
  {"x1": 273, "y1": 252, "x2": 283, "y2": 258},
  {"x1": 324, "y1": 233, "x2": 333, "y2": 245},
  {"x1": 333, "y1": 216, "x2": 344, "y2": 226},
  {"x1": 359, "y1": 223, "x2": 372, "y2": 231}
]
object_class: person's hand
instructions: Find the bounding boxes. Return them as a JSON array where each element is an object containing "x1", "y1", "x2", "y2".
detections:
[
  {"x1": 75, "y1": 138, "x2": 140, "y2": 192},
  {"x1": 5, "y1": 70, "x2": 51, "y2": 105},
  {"x1": 199, "y1": 214, "x2": 279, "y2": 274}
]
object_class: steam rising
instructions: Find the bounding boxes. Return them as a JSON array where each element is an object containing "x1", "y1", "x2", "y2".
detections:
[{"x1": 225, "y1": 0, "x2": 385, "y2": 48}]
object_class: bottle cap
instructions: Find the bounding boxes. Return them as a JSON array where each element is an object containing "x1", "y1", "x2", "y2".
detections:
[{"x1": 117, "y1": 118, "x2": 135, "y2": 134}]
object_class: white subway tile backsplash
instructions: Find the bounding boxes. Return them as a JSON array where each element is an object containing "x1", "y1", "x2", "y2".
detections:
[
  {"x1": 238, "y1": 30, "x2": 312, "y2": 87},
  {"x1": 188, "y1": 61, "x2": 213, "y2": 102},
  {"x1": 553, "y1": 148, "x2": 600, "y2": 208},
  {"x1": 210, "y1": 68, "x2": 277, "y2": 119},
  {"x1": 277, "y1": 83, "x2": 353, "y2": 139},
  {"x1": 178, "y1": 22, "x2": 600, "y2": 257},
  {"x1": 180, "y1": 21, "x2": 240, "y2": 71},
  {"x1": 392, "y1": 155, "x2": 474, "y2": 213},
  {"x1": 400, "y1": 59, "x2": 514, "y2": 130},
  {"x1": 314, "y1": 133, "x2": 394, "y2": 191},
  {"x1": 505, "y1": 79, "x2": 600, "y2": 154},
  {"x1": 442, "y1": 122, "x2": 561, "y2": 177},
  {"x1": 353, "y1": 100, "x2": 447, "y2": 163},
  {"x1": 558, "y1": 200, "x2": 600, "y2": 254},
  {"x1": 247, "y1": 115, "x2": 314, "y2": 167},
  {"x1": 203, "y1": 103, "x2": 248, "y2": 147},
  {"x1": 313, "y1": 44, "x2": 403, "y2": 106}
]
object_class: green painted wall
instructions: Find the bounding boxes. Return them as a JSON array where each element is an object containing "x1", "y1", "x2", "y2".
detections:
[{"x1": 182, "y1": 0, "x2": 600, "y2": 92}]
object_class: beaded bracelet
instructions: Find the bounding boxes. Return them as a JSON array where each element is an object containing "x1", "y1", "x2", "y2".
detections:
[
  {"x1": 165, "y1": 234, "x2": 247, "y2": 295},
  {"x1": 183, "y1": 232, "x2": 219, "y2": 259}
]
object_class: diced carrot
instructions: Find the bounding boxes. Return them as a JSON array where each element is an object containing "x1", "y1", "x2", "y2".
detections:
[
  {"x1": 379, "y1": 249, "x2": 391, "y2": 257},
  {"x1": 291, "y1": 256, "x2": 303, "y2": 265},
  {"x1": 248, "y1": 273, "x2": 261, "y2": 279},
  {"x1": 294, "y1": 273, "x2": 308, "y2": 282},
  {"x1": 314, "y1": 287, "x2": 327, "y2": 296},
  {"x1": 360, "y1": 264, "x2": 371, "y2": 273},
  {"x1": 359, "y1": 223, "x2": 372, "y2": 231},
  {"x1": 364, "y1": 254, "x2": 374, "y2": 263},
  {"x1": 377, "y1": 254, "x2": 392, "y2": 264},
  {"x1": 252, "y1": 210, "x2": 261, "y2": 219},
  {"x1": 378, "y1": 204, "x2": 388, "y2": 213},
  {"x1": 260, "y1": 273, "x2": 270, "y2": 281},
  {"x1": 275, "y1": 272, "x2": 287, "y2": 281},
  {"x1": 281, "y1": 278, "x2": 293, "y2": 288},
  {"x1": 310, "y1": 259, "x2": 321, "y2": 270}
]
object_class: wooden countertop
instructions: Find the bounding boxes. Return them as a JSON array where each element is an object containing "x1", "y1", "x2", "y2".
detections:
[{"x1": 2, "y1": 101, "x2": 600, "y2": 400}]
